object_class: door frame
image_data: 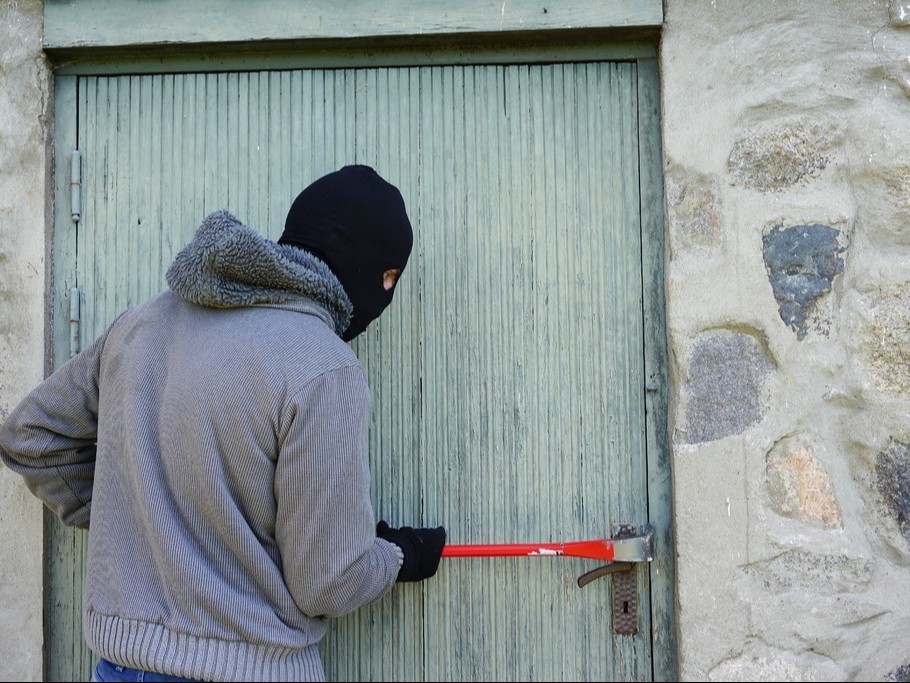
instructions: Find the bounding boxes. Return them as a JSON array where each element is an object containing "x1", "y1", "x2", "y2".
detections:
[{"x1": 48, "y1": 20, "x2": 673, "y2": 683}]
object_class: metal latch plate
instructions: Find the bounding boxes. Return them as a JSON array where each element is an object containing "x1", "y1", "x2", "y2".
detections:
[
  {"x1": 612, "y1": 564, "x2": 639, "y2": 635},
  {"x1": 611, "y1": 523, "x2": 641, "y2": 635}
]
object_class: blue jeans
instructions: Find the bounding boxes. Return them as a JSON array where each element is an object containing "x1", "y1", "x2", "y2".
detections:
[{"x1": 91, "y1": 658, "x2": 204, "y2": 682}]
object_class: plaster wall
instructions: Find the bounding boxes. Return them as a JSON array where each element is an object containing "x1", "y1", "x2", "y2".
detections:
[
  {"x1": 0, "y1": 1, "x2": 50, "y2": 681},
  {"x1": 660, "y1": 0, "x2": 910, "y2": 680}
]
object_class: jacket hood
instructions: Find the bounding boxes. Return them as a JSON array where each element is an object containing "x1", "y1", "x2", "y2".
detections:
[{"x1": 166, "y1": 210, "x2": 352, "y2": 335}]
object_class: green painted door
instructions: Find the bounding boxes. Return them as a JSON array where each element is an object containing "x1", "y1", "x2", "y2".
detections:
[{"x1": 51, "y1": 59, "x2": 672, "y2": 682}]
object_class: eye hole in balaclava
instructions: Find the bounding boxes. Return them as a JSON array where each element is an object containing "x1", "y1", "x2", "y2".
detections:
[{"x1": 278, "y1": 165, "x2": 414, "y2": 341}]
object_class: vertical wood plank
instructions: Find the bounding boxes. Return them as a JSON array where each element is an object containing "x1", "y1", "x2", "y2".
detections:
[
  {"x1": 637, "y1": 56, "x2": 677, "y2": 683},
  {"x1": 48, "y1": 74, "x2": 92, "y2": 683}
]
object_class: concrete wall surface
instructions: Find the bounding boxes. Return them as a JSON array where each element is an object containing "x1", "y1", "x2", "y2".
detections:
[
  {"x1": 0, "y1": 1, "x2": 50, "y2": 681},
  {"x1": 2, "y1": 0, "x2": 910, "y2": 682}
]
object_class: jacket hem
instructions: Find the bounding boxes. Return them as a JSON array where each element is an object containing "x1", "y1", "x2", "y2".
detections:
[{"x1": 85, "y1": 611, "x2": 326, "y2": 682}]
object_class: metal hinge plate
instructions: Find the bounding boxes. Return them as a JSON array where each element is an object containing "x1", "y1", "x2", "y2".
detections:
[{"x1": 69, "y1": 287, "x2": 81, "y2": 357}]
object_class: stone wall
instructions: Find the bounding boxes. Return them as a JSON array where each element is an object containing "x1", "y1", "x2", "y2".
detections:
[
  {"x1": 0, "y1": 0, "x2": 50, "y2": 681},
  {"x1": 661, "y1": 0, "x2": 910, "y2": 680}
]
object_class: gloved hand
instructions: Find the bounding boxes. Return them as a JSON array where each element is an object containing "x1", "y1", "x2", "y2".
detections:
[{"x1": 376, "y1": 520, "x2": 447, "y2": 583}]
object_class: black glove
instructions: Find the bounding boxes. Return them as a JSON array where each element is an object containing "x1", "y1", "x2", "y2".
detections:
[{"x1": 376, "y1": 520, "x2": 447, "y2": 583}]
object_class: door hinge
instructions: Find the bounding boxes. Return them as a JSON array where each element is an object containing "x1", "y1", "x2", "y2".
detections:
[
  {"x1": 70, "y1": 150, "x2": 82, "y2": 224},
  {"x1": 69, "y1": 287, "x2": 81, "y2": 357}
]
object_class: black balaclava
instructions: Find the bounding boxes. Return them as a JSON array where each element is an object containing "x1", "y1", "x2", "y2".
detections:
[{"x1": 279, "y1": 165, "x2": 414, "y2": 341}]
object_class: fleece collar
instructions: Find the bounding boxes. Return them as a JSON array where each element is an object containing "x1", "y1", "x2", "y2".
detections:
[{"x1": 165, "y1": 210, "x2": 352, "y2": 335}]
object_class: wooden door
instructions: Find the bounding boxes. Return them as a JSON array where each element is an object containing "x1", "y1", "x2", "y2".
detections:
[{"x1": 51, "y1": 58, "x2": 672, "y2": 682}]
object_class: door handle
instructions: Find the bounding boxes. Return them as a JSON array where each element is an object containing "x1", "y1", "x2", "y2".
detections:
[
  {"x1": 576, "y1": 523, "x2": 653, "y2": 587},
  {"x1": 576, "y1": 523, "x2": 653, "y2": 636}
]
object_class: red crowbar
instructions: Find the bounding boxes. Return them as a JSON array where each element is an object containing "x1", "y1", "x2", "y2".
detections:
[
  {"x1": 441, "y1": 525, "x2": 654, "y2": 587},
  {"x1": 442, "y1": 530, "x2": 652, "y2": 562}
]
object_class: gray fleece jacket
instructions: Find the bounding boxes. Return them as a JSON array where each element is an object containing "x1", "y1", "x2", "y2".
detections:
[{"x1": 0, "y1": 210, "x2": 404, "y2": 682}]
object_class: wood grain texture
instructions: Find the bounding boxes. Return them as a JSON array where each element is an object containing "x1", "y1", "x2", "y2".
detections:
[{"x1": 45, "y1": 0, "x2": 663, "y2": 49}]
